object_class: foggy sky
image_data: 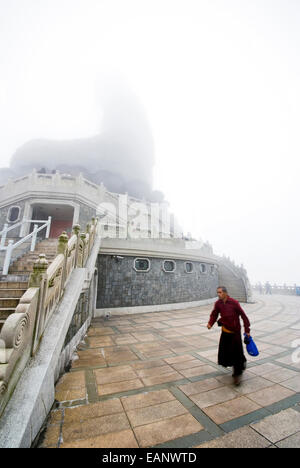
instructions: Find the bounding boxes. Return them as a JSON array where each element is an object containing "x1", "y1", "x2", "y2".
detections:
[
  {"x1": 0, "y1": 0, "x2": 299, "y2": 285},
  {"x1": 7, "y1": 74, "x2": 159, "y2": 200}
]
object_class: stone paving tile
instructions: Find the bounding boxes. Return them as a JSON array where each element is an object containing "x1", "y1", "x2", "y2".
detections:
[
  {"x1": 113, "y1": 335, "x2": 139, "y2": 345},
  {"x1": 262, "y1": 345, "x2": 287, "y2": 355},
  {"x1": 215, "y1": 370, "x2": 255, "y2": 386},
  {"x1": 195, "y1": 426, "x2": 271, "y2": 448},
  {"x1": 135, "y1": 364, "x2": 175, "y2": 378},
  {"x1": 263, "y1": 368, "x2": 299, "y2": 384},
  {"x1": 158, "y1": 330, "x2": 185, "y2": 338},
  {"x1": 276, "y1": 355, "x2": 300, "y2": 369},
  {"x1": 280, "y1": 375, "x2": 300, "y2": 392},
  {"x1": 202, "y1": 396, "x2": 261, "y2": 425},
  {"x1": 55, "y1": 371, "x2": 86, "y2": 402},
  {"x1": 98, "y1": 378, "x2": 145, "y2": 397},
  {"x1": 179, "y1": 364, "x2": 217, "y2": 378},
  {"x1": 246, "y1": 384, "x2": 295, "y2": 407},
  {"x1": 88, "y1": 336, "x2": 115, "y2": 347},
  {"x1": 40, "y1": 425, "x2": 61, "y2": 448},
  {"x1": 171, "y1": 359, "x2": 206, "y2": 371},
  {"x1": 130, "y1": 359, "x2": 165, "y2": 370},
  {"x1": 233, "y1": 376, "x2": 275, "y2": 395},
  {"x1": 250, "y1": 408, "x2": 300, "y2": 443},
  {"x1": 169, "y1": 346, "x2": 199, "y2": 355},
  {"x1": 62, "y1": 413, "x2": 130, "y2": 443},
  {"x1": 275, "y1": 432, "x2": 300, "y2": 448},
  {"x1": 87, "y1": 326, "x2": 115, "y2": 336},
  {"x1": 71, "y1": 350, "x2": 107, "y2": 368},
  {"x1": 191, "y1": 386, "x2": 239, "y2": 409},
  {"x1": 131, "y1": 333, "x2": 159, "y2": 342},
  {"x1": 60, "y1": 429, "x2": 139, "y2": 448},
  {"x1": 246, "y1": 363, "x2": 282, "y2": 376},
  {"x1": 121, "y1": 389, "x2": 175, "y2": 411},
  {"x1": 63, "y1": 399, "x2": 123, "y2": 424},
  {"x1": 101, "y1": 347, "x2": 140, "y2": 364},
  {"x1": 178, "y1": 378, "x2": 224, "y2": 396},
  {"x1": 148, "y1": 322, "x2": 170, "y2": 329},
  {"x1": 48, "y1": 409, "x2": 63, "y2": 425},
  {"x1": 141, "y1": 370, "x2": 183, "y2": 387},
  {"x1": 126, "y1": 400, "x2": 188, "y2": 427},
  {"x1": 94, "y1": 365, "x2": 138, "y2": 385},
  {"x1": 164, "y1": 354, "x2": 195, "y2": 364},
  {"x1": 196, "y1": 349, "x2": 218, "y2": 359},
  {"x1": 133, "y1": 413, "x2": 204, "y2": 448}
]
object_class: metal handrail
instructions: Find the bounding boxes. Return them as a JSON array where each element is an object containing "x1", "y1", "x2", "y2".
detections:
[
  {"x1": 0, "y1": 217, "x2": 52, "y2": 275},
  {"x1": 0, "y1": 218, "x2": 52, "y2": 247}
]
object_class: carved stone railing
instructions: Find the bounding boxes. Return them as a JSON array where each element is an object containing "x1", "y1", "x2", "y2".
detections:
[
  {"x1": 0, "y1": 170, "x2": 106, "y2": 207},
  {"x1": 0, "y1": 216, "x2": 99, "y2": 415},
  {"x1": 0, "y1": 287, "x2": 39, "y2": 415},
  {"x1": 212, "y1": 254, "x2": 252, "y2": 302}
]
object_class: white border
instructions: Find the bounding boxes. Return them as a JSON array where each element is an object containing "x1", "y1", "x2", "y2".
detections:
[
  {"x1": 133, "y1": 257, "x2": 151, "y2": 272},
  {"x1": 184, "y1": 261, "x2": 194, "y2": 273},
  {"x1": 162, "y1": 259, "x2": 176, "y2": 273},
  {"x1": 7, "y1": 205, "x2": 21, "y2": 223}
]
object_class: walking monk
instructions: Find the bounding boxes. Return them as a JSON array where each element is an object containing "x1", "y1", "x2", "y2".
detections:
[{"x1": 207, "y1": 286, "x2": 251, "y2": 386}]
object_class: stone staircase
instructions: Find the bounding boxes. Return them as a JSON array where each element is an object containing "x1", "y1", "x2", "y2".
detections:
[
  {"x1": 8, "y1": 238, "x2": 58, "y2": 276},
  {"x1": 0, "y1": 281, "x2": 29, "y2": 333},
  {"x1": 0, "y1": 239, "x2": 58, "y2": 332},
  {"x1": 218, "y1": 262, "x2": 248, "y2": 303},
  {"x1": 0, "y1": 238, "x2": 33, "y2": 272}
]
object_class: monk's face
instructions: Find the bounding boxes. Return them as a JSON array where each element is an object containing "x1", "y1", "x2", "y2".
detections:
[{"x1": 217, "y1": 288, "x2": 228, "y2": 301}]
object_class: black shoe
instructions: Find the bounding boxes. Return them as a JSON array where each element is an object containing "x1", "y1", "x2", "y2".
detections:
[{"x1": 233, "y1": 375, "x2": 241, "y2": 386}]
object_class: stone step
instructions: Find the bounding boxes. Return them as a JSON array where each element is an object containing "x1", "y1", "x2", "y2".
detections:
[
  {"x1": 10, "y1": 255, "x2": 56, "y2": 264},
  {"x1": 0, "y1": 298, "x2": 20, "y2": 308},
  {"x1": 0, "y1": 288, "x2": 27, "y2": 298},
  {"x1": 0, "y1": 281, "x2": 28, "y2": 289},
  {"x1": 27, "y1": 252, "x2": 57, "y2": 257},
  {"x1": 0, "y1": 308, "x2": 17, "y2": 320},
  {"x1": 9, "y1": 265, "x2": 36, "y2": 273}
]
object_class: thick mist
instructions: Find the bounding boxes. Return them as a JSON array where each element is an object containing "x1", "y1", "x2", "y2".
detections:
[{"x1": 2, "y1": 74, "x2": 164, "y2": 202}]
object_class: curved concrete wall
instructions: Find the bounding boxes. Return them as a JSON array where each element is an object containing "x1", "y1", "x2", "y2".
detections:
[{"x1": 96, "y1": 254, "x2": 219, "y2": 309}]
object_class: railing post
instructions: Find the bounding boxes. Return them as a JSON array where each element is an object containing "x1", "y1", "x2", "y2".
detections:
[
  {"x1": 30, "y1": 224, "x2": 38, "y2": 251},
  {"x1": 45, "y1": 216, "x2": 52, "y2": 239},
  {"x1": 2, "y1": 240, "x2": 14, "y2": 275},
  {"x1": 58, "y1": 231, "x2": 69, "y2": 289},
  {"x1": 80, "y1": 233, "x2": 87, "y2": 266},
  {"x1": 86, "y1": 223, "x2": 91, "y2": 254},
  {"x1": 29, "y1": 254, "x2": 49, "y2": 355},
  {"x1": 0, "y1": 224, "x2": 8, "y2": 248},
  {"x1": 72, "y1": 224, "x2": 81, "y2": 267}
]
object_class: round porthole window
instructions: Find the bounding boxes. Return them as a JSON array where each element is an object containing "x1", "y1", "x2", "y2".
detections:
[{"x1": 200, "y1": 263, "x2": 207, "y2": 274}]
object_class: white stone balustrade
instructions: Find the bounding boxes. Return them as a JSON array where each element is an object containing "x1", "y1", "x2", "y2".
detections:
[{"x1": 0, "y1": 216, "x2": 99, "y2": 415}]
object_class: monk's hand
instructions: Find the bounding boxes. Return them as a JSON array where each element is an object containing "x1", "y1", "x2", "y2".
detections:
[{"x1": 207, "y1": 324, "x2": 212, "y2": 330}]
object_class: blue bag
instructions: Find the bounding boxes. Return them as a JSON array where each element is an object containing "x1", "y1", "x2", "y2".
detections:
[{"x1": 244, "y1": 334, "x2": 259, "y2": 357}]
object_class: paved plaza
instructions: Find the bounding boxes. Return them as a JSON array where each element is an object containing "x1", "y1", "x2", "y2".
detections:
[{"x1": 38, "y1": 294, "x2": 300, "y2": 448}]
